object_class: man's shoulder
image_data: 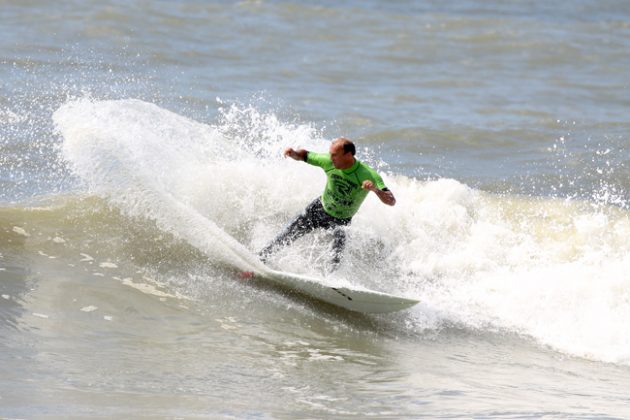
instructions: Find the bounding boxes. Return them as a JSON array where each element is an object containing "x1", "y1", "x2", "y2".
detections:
[
  {"x1": 356, "y1": 161, "x2": 386, "y2": 188},
  {"x1": 356, "y1": 160, "x2": 380, "y2": 177}
]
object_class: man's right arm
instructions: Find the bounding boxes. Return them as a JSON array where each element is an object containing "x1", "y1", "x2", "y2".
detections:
[{"x1": 284, "y1": 147, "x2": 308, "y2": 161}]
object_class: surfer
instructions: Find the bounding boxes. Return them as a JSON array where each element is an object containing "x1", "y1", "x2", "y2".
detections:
[{"x1": 258, "y1": 137, "x2": 396, "y2": 271}]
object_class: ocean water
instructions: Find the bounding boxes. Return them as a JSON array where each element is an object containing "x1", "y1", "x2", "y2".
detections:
[{"x1": 1, "y1": 0, "x2": 629, "y2": 418}]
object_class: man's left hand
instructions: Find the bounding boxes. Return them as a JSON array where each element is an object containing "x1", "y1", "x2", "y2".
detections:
[
  {"x1": 362, "y1": 180, "x2": 375, "y2": 191},
  {"x1": 362, "y1": 180, "x2": 396, "y2": 206}
]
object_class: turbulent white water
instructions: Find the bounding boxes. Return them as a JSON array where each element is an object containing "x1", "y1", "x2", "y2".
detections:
[{"x1": 54, "y1": 98, "x2": 630, "y2": 365}]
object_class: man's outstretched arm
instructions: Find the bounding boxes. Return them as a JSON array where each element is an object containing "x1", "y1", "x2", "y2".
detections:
[
  {"x1": 284, "y1": 147, "x2": 308, "y2": 161},
  {"x1": 362, "y1": 180, "x2": 396, "y2": 206}
]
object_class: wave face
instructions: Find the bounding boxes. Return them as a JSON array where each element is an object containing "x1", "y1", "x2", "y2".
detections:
[{"x1": 49, "y1": 98, "x2": 630, "y2": 365}]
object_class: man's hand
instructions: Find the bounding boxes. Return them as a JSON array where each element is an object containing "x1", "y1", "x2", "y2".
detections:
[
  {"x1": 284, "y1": 147, "x2": 308, "y2": 161},
  {"x1": 362, "y1": 180, "x2": 396, "y2": 206},
  {"x1": 362, "y1": 180, "x2": 376, "y2": 191}
]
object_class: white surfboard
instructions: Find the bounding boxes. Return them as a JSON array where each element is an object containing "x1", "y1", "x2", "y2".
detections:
[{"x1": 248, "y1": 269, "x2": 419, "y2": 314}]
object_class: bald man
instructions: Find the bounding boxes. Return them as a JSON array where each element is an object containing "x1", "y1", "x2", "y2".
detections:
[{"x1": 258, "y1": 138, "x2": 396, "y2": 271}]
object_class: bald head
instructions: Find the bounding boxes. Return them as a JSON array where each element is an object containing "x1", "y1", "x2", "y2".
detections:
[
  {"x1": 330, "y1": 137, "x2": 356, "y2": 170},
  {"x1": 332, "y1": 137, "x2": 356, "y2": 156}
]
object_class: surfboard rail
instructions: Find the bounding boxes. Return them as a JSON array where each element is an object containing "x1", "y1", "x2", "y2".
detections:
[{"x1": 250, "y1": 269, "x2": 419, "y2": 314}]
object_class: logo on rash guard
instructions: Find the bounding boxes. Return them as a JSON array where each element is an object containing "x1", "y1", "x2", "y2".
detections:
[{"x1": 329, "y1": 174, "x2": 358, "y2": 207}]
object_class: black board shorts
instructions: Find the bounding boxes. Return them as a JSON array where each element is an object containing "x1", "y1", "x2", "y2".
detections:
[{"x1": 259, "y1": 198, "x2": 352, "y2": 267}]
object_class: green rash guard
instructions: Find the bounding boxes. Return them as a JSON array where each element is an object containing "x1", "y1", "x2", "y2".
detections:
[{"x1": 306, "y1": 152, "x2": 388, "y2": 219}]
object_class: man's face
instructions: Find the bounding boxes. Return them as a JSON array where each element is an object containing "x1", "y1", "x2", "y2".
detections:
[{"x1": 330, "y1": 142, "x2": 352, "y2": 169}]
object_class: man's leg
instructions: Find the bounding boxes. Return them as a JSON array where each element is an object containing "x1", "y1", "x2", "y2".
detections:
[
  {"x1": 320, "y1": 210, "x2": 351, "y2": 272},
  {"x1": 329, "y1": 227, "x2": 347, "y2": 271},
  {"x1": 258, "y1": 199, "x2": 319, "y2": 263}
]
